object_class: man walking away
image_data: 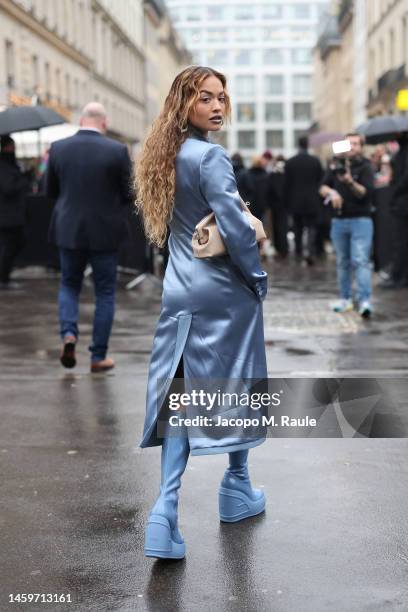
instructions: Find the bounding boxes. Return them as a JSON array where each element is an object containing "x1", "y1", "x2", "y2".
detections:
[
  {"x1": 46, "y1": 102, "x2": 133, "y2": 372},
  {"x1": 284, "y1": 135, "x2": 323, "y2": 265},
  {"x1": 0, "y1": 136, "x2": 28, "y2": 289},
  {"x1": 320, "y1": 133, "x2": 375, "y2": 318}
]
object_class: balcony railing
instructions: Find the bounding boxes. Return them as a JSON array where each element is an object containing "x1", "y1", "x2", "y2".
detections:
[
  {"x1": 377, "y1": 64, "x2": 406, "y2": 93},
  {"x1": 316, "y1": 14, "x2": 341, "y2": 59}
]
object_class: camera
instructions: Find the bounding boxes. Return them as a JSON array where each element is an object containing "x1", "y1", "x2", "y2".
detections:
[{"x1": 331, "y1": 156, "x2": 347, "y2": 176}]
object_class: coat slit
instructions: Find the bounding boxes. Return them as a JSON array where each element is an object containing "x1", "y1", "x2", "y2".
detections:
[{"x1": 141, "y1": 314, "x2": 191, "y2": 447}]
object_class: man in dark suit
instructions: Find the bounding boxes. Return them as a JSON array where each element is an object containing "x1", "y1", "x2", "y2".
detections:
[
  {"x1": 46, "y1": 102, "x2": 133, "y2": 372},
  {"x1": 284, "y1": 135, "x2": 323, "y2": 265},
  {"x1": 0, "y1": 136, "x2": 29, "y2": 288}
]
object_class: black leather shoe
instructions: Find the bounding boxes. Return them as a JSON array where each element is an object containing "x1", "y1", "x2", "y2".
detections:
[{"x1": 60, "y1": 336, "x2": 77, "y2": 368}]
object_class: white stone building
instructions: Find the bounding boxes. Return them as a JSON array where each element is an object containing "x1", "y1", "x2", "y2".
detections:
[
  {"x1": 165, "y1": 0, "x2": 329, "y2": 159},
  {"x1": 0, "y1": 0, "x2": 146, "y2": 143}
]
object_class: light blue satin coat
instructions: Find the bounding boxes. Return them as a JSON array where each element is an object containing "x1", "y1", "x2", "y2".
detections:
[{"x1": 140, "y1": 132, "x2": 268, "y2": 455}]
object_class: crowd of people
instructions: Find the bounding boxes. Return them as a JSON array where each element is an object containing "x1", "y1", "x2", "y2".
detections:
[
  {"x1": 229, "y1": 132, "x2": 408, "y2": 316},
  {"x1": 1, "y1": 110, "x2": 408, "y2": 325}
]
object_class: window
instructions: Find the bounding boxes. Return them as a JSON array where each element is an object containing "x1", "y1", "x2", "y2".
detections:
[
  {"x1": 293, "y1": 102, "x2": 311, "y2": 121},
  {"x1": 234, "y1": 5, "x2": 256, "y2": 20},
  {"x1": 65, "y1": 73, "x2": 71, "y2": 105},
  {"x1": 78, "y1": 1, "x2": 85, "y2": 50},
  {"x1": 72, "y1": 78, "x2": 79, "y2": 107},
  {"x1": 266, "y1": 130, "x2": 284, "y2": 148},
  {"x1": 206, "y1": 49, "x2": 229, "y2": 66},
  {"x1": 185, "y1": 28, "x2": 203, "y2": 44},
  {"x1": 238, "y1": 131, "x2": 256, "y2": 149},
  {"x1": 264, "y1": 49, "x2": 284, "y2": 65},
  {"x1": 265, "y1": 102, "x2": 284, "y2": 122},
  {"x1": 291, "y1": 25, "x2": 314, "y2": 40},
  {"x1": 291, "y1": 48, "x2": 311, "y2": 64},
  {"x1": 389, "y1": 28, "x2": 395, "y2": 67},
  {"x1": 207, "y1": 27, "x2": 228, "y2": 43},
  {"x1": 45, "y1": 62, "x2": 51, "y2": 99},
  {"x1": 185, "y1": 7, "x2": 202, "y2": 21},
  {"x1": 262, "y1": 5, "x2": 283, "y2": 19},
  {"x1": 264, "y1": 27, "x2": 287, "y2": 41},
  {"x1": 5, "y1": 40, "x2": 14, "y2": 88},
  {"x1": 235, "y1": 27, "x2": 260, "y2": 42},
  {"x1": 207, "y1": 6, "x2": 226, "y2": 20},
  {"x1": 233, "y1": 49, "x2": 258, "y2": 65},
  {"x1": 292, "y1": 74, "x2": 311, "y2": 95},
  {"x1": 169, "y1": 7, "x2": 180, "y2": 22},
  {"x1": 235, "y1": 75, "x2": 256, "y2": 96},
  {"x1": 290, "y1": 4, "x2": 310, "y2": 19},
  {"x1": 264, "y1": 75, "x2": 284, "y2": 95},
  {"x1": 55, "y1": 68, "x2": 61, "y2": 102},
  {"x1": 237, "y1": 103, "x2": 256, "y2": 122},
  {"x1": 31, "y1": 54, "x2": 39, "y2": 89}
]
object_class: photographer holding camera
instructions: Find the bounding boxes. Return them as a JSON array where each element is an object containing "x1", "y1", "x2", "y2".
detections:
[{"x1": 320, "y1": 133, "x2": 375, "y2": 318}]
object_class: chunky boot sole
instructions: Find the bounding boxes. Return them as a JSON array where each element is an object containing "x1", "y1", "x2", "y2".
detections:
[
  {"x1": 144, "y1": 514, "x2": 185, "y2": 559},
  {"x1": 219, "y1": 487, "x2": 266, "y2": 523}
]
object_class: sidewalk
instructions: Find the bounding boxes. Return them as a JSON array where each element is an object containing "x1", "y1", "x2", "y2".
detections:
[{"x1": 1, "y1": 260, "x2": 407, "y2": 611}]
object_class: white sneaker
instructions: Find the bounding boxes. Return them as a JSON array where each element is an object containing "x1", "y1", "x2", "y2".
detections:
[
  {"x1": 358, "y1": 301, "x2": 372, "y2": 318},
  {"x1": 332, "y1": 299, "x2": 353, "y2": 313}
]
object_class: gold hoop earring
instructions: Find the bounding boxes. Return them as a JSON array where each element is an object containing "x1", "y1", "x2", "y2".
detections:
[{"x1": 180, "y1": 124, "x2": 188, "y2": 133}]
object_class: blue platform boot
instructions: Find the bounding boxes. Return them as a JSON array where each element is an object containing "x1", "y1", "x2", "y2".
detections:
[
  {"x1": 144, "y1": 435, "x2": 190, "y2": 559},
  {"x1": 219, "y1": 449, "x2": 265, "y2": 522}
]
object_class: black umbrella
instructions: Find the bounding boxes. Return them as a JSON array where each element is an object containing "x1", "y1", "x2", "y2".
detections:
[
  {"x1": 0, "y1": 105, "x2": 65, "y2": 136},
  {"x1": 356, "y1": 115, "x2": 408, "y2": 144}
]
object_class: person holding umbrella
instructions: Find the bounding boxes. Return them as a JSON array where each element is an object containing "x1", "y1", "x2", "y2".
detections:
[{"x1": 0, "y1": 135, "x2": 29, "y2": 289}]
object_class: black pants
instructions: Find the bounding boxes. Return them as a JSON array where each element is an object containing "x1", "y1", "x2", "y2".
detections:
[
  {"x1": 293, "y1": 213, "x2": 317, "y2": 258},
  {"x1": 391, "y1": 215, "x2": 408, "y2": 283},
  {"x1": 0, "y1": 226, "x2": 25, "y2": 283},
  {"x1": 270, "y1": 206, "x2": 289, "y2": 255}
]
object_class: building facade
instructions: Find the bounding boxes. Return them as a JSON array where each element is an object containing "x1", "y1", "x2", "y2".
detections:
[
  {"x1": 313, "y1": 0, "x2": 408, "y2": 140},
  {"x1": 313, "y1": 8, "x2": 342, "y2": 139},
  {"x1": 313, "y1": 0, "x2": 355, "y2": 143},
  {"x1": 367, "y1": 0, "x2": 408, "y2": 116},
  {"x1": 0, "y1": 0, "x2": 144, "y2": 143},
  {"x1": 144, "y1": 0, "x2": 191, "y2": 128},
  {"x1": 165, "y1": 0, "x2": 329, "y2": 159},
  {"x1": 352, "y1": 0, "x2": 368, "y2": 126}
]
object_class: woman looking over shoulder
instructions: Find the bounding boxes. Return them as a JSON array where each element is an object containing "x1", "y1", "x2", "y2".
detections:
[{"x1": 135, "y1": 66, "x2": 268, "y2": 560}]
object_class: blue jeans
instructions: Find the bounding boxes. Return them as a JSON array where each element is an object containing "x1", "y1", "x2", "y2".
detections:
[
  {"x1": 330, "y1": 217, "x2": 373, "y2": 303},
  {"x1": 59, "y1": 248, "x2": 118, "y2": 362}
]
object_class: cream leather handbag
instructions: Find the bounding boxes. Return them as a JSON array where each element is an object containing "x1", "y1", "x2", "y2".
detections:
[{"x1": 192, "y1": 197, "x2": 266, "y2": 258}]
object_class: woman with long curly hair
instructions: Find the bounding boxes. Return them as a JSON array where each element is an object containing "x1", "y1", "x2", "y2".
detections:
[{"x1": 136, "y1": 66, "x2": 268, "y2": 560}]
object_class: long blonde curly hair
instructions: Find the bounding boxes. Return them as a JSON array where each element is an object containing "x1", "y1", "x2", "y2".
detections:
[{"x1": 135, "y1": 66, "x2": 231, "y2": 247}]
